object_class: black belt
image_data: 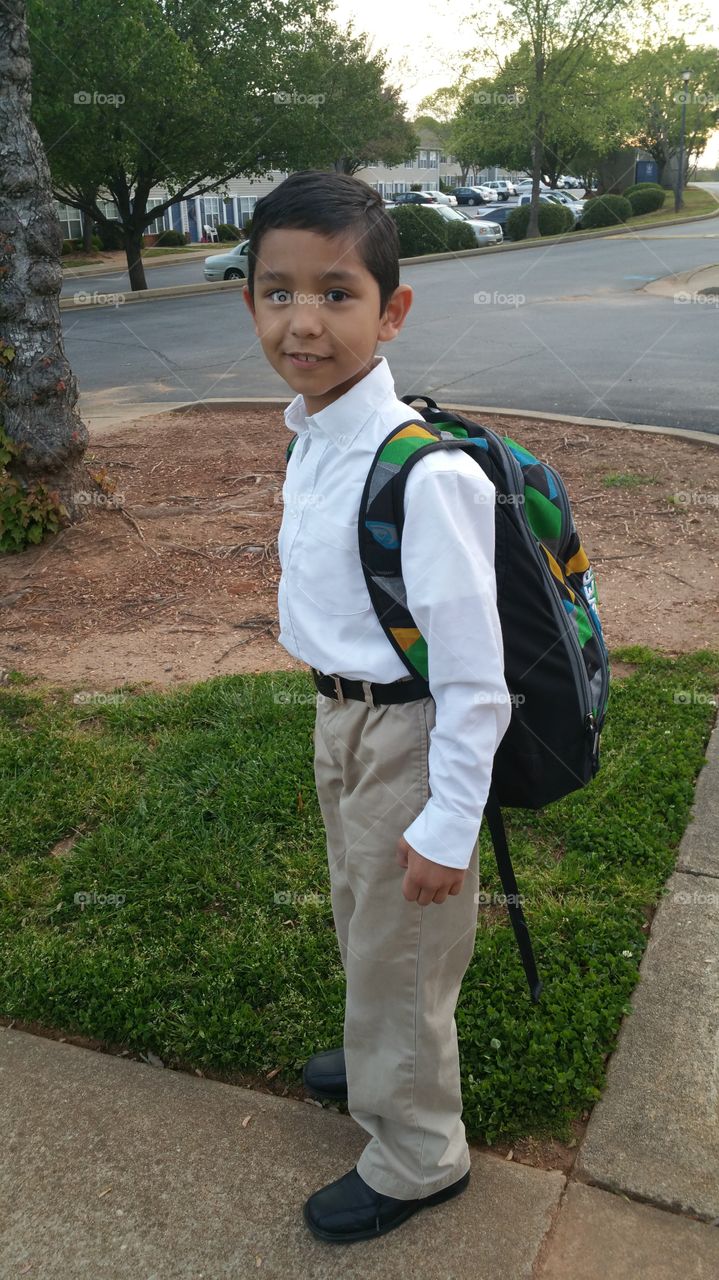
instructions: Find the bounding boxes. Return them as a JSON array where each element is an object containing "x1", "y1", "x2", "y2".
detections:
[{"x1": 311, "y1": 666, "x2": 428, "y2": 706}]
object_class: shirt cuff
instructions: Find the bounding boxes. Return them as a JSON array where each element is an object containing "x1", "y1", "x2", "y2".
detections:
[{"x1": 402, "y1": 798, "x2": 482, "y2": 870}]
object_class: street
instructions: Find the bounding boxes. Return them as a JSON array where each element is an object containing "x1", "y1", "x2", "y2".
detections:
[{"x1": 62, "y1": 197, "x2": 719, "y2": 433}]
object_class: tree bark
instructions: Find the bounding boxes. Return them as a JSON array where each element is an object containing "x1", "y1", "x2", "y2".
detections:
[
  {"x1": 81, "y1": 210, "x2": 93, "y2": 253},
  {"x1": 0, "y1": 0, "x2": 90, "y2": 516},
  {"x1": 125, "y1": 226, "x2": 147, "y2": 292}
]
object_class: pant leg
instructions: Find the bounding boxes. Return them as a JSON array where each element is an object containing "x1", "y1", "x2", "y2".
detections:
[
  {"x1": 313, "y1": 691, "x2": 352, "y2": 974},
  {"x1": 313, "y1": 689, "x2": 480, "y2": 1201}
]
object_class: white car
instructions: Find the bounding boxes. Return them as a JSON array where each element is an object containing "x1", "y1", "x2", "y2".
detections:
[
  {"x1": 203, "y1": 240, "x2": 248, "y2": 280},
  {"x1": 483, "y1": 179, "x2": 517, "y2": 200},
  {"x1": 429, "y1": 189, "x2": 458, "y2": 206},
  {"x1": 516, "y1": 179, "x2": 551, "y2": 192},
  {"x1": 432, "y1": 203, "x2": 503, "y2": 246}
]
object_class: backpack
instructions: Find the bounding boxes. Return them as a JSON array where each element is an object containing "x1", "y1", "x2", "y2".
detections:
[{"x1": 285, "y1": 394, "x2": 610, "y2": 1004}]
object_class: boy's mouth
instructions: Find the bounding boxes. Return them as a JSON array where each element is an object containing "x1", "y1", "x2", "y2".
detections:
[{"x1": 285, "y1": 352, "x2": 330, "y2": 367}]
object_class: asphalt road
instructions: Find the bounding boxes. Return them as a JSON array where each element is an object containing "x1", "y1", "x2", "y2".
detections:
[{"x1": 63, "y1": 189, "x2": 719, "y2": 433}]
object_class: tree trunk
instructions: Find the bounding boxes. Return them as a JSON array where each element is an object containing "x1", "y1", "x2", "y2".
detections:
[
  {"x1": 125, "y1": 226, "x2": 147, "y2": 292},
  {"x1": 526, "y1": 122, "x2": 545, "y2": 239},
  {"x1": 0, "y1": 0, "x2": 90, "y2": 515},
  {"x1": 81, "y1": 211, "x2": 93, "y2": 253}
]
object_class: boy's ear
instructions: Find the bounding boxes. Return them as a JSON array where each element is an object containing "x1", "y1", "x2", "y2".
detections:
[
  {"x1": 378, "y1": 283, "x2": 413, "y2": 343},
  {"x1": 242, "y1": 285, "x2": 258, "y2": 330}
]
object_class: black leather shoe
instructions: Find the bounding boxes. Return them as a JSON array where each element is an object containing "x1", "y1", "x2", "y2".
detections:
[
  {"x1": 303, "y1": 1165, "x2": 470, "y2": 1243},
  {"x1": 302, "y1": 1047, "x2": 347, "y2": 1101}
]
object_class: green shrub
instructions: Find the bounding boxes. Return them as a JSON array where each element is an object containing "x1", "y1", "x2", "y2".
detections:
[
  {"x1": 506, "y1": 201, "x2": 574, "y2": 241},
  {"x1": 388, "y1": 204, "x2": 449, "y2": 256},
  {"x1": 446, "y1": 219, "x2": 480, "y2": 250},
  {"x1": 69, "y1": 235, "x2": 102, "y2": 252},
  {"x1": 627, "y1": 187, "x2": 666, "y2": 215},
  {"x1": 217, "y1": 223, "x2": 242, "y2": 241},
  {"x1": 623, "y1": 181, "x2": 665, "y2": 198},
  {"x1": 61, "y1": 240, "x2": 74, "y2": 255},
  {"x1": 154, "y1": 228, "x2": 186, "y2": 247},
  {"x1": 0, "y1": 424, "x2": 67, "y2": 554},
  {"x1": 581, "y1": 194, "x2": 632, "y2": 228}
]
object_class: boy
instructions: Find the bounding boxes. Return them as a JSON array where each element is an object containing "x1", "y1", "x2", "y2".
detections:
[{"x1": 243, "y1": 170, "x2": 511, "y2": 1243}]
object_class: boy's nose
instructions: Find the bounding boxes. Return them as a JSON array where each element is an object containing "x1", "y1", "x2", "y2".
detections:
[{"x1": 288, "y1": 298, "x2": 325, "y2": 337}]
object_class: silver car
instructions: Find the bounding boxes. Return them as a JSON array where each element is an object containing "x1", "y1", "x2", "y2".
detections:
[
  {"x1": 432, "y1": 203, "x2": 503, "y2": 245},
  {"x1": 203, "y1": 240, "x2": 248, "y2": 281}
]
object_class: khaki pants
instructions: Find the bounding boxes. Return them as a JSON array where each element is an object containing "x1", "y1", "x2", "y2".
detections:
[{"x1": 312, "y1": 687, "x2": 480, "y2": 1200}]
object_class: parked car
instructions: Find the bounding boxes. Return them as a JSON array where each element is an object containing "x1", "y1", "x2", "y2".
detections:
[
  {"x1": 392, "y1": 190, "x2": 439, "y2": 205},
  {"x1": 559, "y1": 175, "x2": 582, "y2": 188},
  {"x1": 203, "y1": 241, "x2": 249, "y2": 280},
  {"x1": 516, "y1": 179, "x2": 551, "y2": 192},
  {"x1": 544, "y1": 190, "x2": 586, "y2": 223},
  {"x1": 453, "y1": 185, "x2": 494, "y2": 206},
  {"x1": 514, "y1": 192, "x2": 582, "y2": 229},
  {"x1": 473, "y1": 203, "x2": 516, "y2": 236},
  {"x1": 429, "y1": 189, "x2": 458, "y2": 206},
  {"x1": 482, "y1": 179, "x2": 517, "y2": 200},
  {"x1": 432, "y1": 203, "x2": 503, "y2": 245}
]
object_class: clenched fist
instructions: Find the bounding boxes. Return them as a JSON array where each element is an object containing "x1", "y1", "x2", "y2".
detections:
[{"x1": 396, "y1": 835, "x2": 466, "y2": 905}]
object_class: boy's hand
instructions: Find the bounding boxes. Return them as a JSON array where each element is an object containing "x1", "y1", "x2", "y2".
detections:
[{"x1": 396, "y1": 835, "x2": 466, "y2": 905}]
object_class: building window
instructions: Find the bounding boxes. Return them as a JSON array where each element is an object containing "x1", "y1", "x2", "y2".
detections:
[
  {"x1": 239, "y1": 195, "x2": 257, "y2": 223},
  {"x1": 203, "y1": 195, "x2": 222, "y2": 228},
  {"x1": 146, "y1": 197, "x2": 169, "y2": 235},
  {"x1": 55, "y1": 202, "x2": 82, "y2": 240}
]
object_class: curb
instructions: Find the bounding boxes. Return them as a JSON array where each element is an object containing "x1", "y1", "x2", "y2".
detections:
[
  {"x1": 61, "y1": 246, "x2": 230, "y2": 278},
  {"x1": 60, "y1": 199, "x2": 719, "y2": 312},
  {"x1": 60, "y1": 278, "x2": 245, "y2": 311},
  {"x1": 81, "y1": 395, "x2": 719, "y2": 446}
]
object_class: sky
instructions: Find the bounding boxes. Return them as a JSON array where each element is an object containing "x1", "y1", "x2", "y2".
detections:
[{"x1": 329, "y1": 0, "x2": 719, "y2": 164}]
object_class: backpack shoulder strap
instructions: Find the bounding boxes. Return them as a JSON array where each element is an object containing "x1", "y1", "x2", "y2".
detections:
[{"x1": 358, "y1": 417, "x2": 485, "y2": 685}]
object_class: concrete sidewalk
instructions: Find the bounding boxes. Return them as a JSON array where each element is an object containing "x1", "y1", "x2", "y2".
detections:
[{"x1": 2, "y1": 721, "x2": 718, "y2": 1278}]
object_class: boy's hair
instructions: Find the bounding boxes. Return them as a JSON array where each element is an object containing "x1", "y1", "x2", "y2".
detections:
[{"x1": 246, "y1": 170, "x2": 400, "y2": 314}]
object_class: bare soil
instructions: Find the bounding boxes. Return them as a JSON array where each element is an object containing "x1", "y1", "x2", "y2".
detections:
[{"x1": 2, "y1": 406, "x2": 718, "y2": 691}]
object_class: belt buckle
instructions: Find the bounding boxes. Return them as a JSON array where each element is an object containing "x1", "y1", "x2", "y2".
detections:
[{"x1": 331, "y1": 674, "x2": 345, "y2": 704}]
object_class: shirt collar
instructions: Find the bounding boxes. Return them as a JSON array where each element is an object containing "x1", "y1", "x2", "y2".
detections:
[{"x1": 283, "y1": 356, "x2": 397, "y2": 448}]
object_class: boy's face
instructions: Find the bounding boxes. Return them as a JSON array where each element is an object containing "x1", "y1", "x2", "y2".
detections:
[{"x1": 243, "y1": 227, "x2": 412, "y2": 415}]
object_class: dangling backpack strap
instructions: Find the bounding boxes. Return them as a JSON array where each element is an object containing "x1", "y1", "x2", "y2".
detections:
[{"x1": 483, "y1": 785, "x2": 543, "y2": 1004}]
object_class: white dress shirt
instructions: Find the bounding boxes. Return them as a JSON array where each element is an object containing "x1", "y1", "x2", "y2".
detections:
[{"x1": 277, "y1": 355, "x2": 511, "y2": 870}]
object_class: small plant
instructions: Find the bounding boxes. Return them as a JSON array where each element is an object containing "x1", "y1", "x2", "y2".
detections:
[
  {"x1": 581, "y1": 194, "x2": 632, "y2": 228},
  {"x1": 506, "y1": 201, "x2": 574, "y2": 240},
  {"x1": 627, "y1": 187, "x2": 666, "y2": 215},
  {"x1": 388, "y1": 204, "x2": 449, "y2": 256},
  {"x1": 216, "y1": 223, "x2": 242, "y2": 241},
  {"x1": 0, "y1": 424, "x2": 68, "y2": 553},
  {"x1": 602, "y1": 471, "x2": 660, "y2": 488},
  {"x1": 154, "y1": 228, "x2": 185, "y2": 247},
  {"x1": 446, "y1": 220, "x2": 480, "y2": 250}
]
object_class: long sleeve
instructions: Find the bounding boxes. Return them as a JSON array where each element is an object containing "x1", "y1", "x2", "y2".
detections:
[{"x1": 400, "y1": 456, "x2": 512, "y2": 870}]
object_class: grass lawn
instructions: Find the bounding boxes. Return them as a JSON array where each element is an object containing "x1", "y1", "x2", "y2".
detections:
[
  {"x1": 626, "y1": 184, "x2": 717, "y2": 225},
  {"x1": 1, "y1": 645, "x2": 717, "y2": 1145}
]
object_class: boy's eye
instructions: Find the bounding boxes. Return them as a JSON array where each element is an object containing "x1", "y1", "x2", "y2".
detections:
[
  {"x1": 326, "y1": 289, "x2": 349, "y2": 303},
  {"x1": 267, "y1": 288, "x2": 292, "y2": 303}
]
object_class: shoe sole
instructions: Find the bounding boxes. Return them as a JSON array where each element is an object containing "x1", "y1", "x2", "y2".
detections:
[{"x1": 303, "y1": 1170, "x2": 470, "y2": 1243}]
